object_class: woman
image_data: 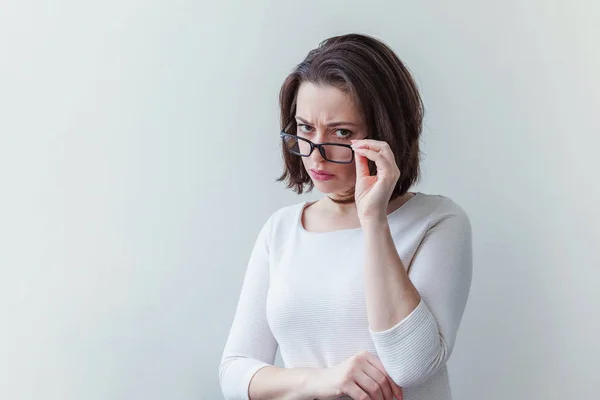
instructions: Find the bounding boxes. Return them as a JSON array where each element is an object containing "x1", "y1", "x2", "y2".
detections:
[{"x1": 219, "y1": 33, "x2": 472, "y2": 400}]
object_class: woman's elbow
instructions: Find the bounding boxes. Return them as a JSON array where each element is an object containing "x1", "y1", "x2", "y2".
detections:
[
  {"x1": 385, "y1": 345, "x2": 450, "y2": 387},
  {"x1": 388, "y1": 367, "x2": 435, "y2": 387},
  {"x1": 218, "y1": 358, "x2": 234, "y2": 395}
]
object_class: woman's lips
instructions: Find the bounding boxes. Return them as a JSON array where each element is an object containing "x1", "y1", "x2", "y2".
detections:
[{"x1": 310, "y1": 169, "x2": 335, "y2": 181}]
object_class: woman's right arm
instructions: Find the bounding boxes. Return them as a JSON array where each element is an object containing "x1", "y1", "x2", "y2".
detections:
[
  {"x1": 219, "y1": 216, "x2": 318, "y2": 400},
  {"x1": 247, "y1": 366, "x2": 319, "y2": 400},
  {"x1": 218, "y1": 216, "x2": 279, "y2": 399}
]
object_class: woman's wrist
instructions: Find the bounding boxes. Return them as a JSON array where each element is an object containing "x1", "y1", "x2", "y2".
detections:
[
  {"x1": 249, "y1": 366, "x2": 324, "y2": 400},
  {"x1": 297, "y1": 367, "x2": 325, "y2": 400},
  {"x1": 360, "y1": 216, "x2": 390, "y2": 232}
]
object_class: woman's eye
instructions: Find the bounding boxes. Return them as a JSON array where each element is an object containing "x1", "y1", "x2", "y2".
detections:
[
  {"x1": 298, "y1": 124, "x2": 313, "y2": 134},
  {"x1": 334, "y1": 129, "x2": 352, "y2": 138}
]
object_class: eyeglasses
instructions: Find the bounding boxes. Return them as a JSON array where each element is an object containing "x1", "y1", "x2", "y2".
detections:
[{"x1": 279, "y1": 121, "x2": 355, "y2": 164}]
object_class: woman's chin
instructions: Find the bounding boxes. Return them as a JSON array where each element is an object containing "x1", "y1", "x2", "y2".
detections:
[
  {"x1": 312, "y1": 180, "x2": 348, "y2": 195},
  {"x1": 311, "y1": 180, "x2": 334, "y2": 194}
]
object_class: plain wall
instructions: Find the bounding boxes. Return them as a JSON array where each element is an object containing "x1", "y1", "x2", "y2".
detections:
[{"x1": 0, "y1": 1, "x2": 598, "y2": 399}]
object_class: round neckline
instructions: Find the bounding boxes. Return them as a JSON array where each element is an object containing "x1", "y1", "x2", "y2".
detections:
[{"x1": 297, "y1": 192, "x2": 422, "y2": 235}]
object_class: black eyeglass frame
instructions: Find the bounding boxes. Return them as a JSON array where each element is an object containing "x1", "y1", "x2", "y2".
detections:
[{"x1": 279, "y1": 120, "x2": 355, "y2": 164}]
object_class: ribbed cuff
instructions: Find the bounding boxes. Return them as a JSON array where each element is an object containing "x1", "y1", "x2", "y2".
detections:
[
  {"x1": 221, "y1": 358, "x2": 271, "y2": 400},
  {"x1": 241, "y1": 361, "x2": 271, "y2": 400},
  {"x1": 368, "y1": 299, "x2": 439, "y2": 373}
]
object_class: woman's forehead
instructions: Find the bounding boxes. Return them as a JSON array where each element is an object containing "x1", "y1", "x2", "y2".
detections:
[{"x1": 296, "y1": 82, "x2": 362, "y2": 124}]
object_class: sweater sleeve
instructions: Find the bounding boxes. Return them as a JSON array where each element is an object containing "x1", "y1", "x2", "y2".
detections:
[
  {"x1": 218, "y1": 217, "x2": 278, "y2": 400},
  {"x1": 368, "y1": 204, "x2": 473, "y2": 387}
]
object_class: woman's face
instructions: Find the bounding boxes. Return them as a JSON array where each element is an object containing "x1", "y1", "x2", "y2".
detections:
[{"x1": 295, "y1": 82, "x2": 367, "y2": 198}]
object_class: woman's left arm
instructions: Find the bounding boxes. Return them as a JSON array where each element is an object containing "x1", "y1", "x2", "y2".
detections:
[
  {"x1": 352, "y1": 140, "x2": 473, "y2": 388},
  {"x1": 363, "y1": 210, "x2": 472, "y2": 388}
]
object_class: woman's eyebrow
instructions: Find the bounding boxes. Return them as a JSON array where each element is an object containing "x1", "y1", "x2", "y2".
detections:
[{"x1": 295, "y1": 116, "x2": 358, "y2": 127}]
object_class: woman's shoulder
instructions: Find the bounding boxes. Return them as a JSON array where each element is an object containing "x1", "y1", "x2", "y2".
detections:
[
  {"x1": 267, "y1": 200, "x2": 306, "y2": 223},
  {"x1": 406, "y1": 192, "x2": 471, "y2": 228},
  {"x1": 415, "y1": 192, "x2": 468, "y2": 215},
  {"x1": 259, "y1": 200, "x2": 306, "y2": 237}
]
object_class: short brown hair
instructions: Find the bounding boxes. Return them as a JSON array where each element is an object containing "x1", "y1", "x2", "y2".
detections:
[{"x1": 277, "y1": 33, "x2": 424, "y2": 200}]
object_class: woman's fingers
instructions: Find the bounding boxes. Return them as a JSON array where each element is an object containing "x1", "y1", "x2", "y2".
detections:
[
  {"x1": 361, "y1": 362, "x2": 395, "y2": 400},
  {"x1": 354, "y1": 146, "x2": 371, "y2": 178},
  {"x1": 388, "y1": 379, "x2": 403, "y2": 400},
  {"x1": 353, "y1": 148, "x2": 381, "y2": 162},
  {"x1": 351, "y1": 139, "x2": 390, "y2": 152},
  {"x1": 352, "y1": 140, "x2": 399, "y2": 179},
  {"x1": 365, "y1": 355, "x2": 403, "y2": 400},
  {"x1": 353, "y1": 148, "x2": 397, "y2": 178},
  {"x1": 345, "y1": 383, "x2": 371, "y2": 400},
  {"x1": 353, "y1": 372, "x2": 384, "y2": 400},
  {"x1": 351, "y1": 140, "x2": 394, "y2": 162}
]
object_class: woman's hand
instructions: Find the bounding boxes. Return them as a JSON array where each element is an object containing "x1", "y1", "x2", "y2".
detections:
[
  {"x1": 306, "y1": 350, "x2": 403, "y2": 400},
  {"x1": 351, "y1": 139, "x2": 401, "y2": 225}
]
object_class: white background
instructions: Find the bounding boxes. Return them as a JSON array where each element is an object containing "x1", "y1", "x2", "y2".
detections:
[{"x1": 1, "y1": 1, "x2": 598, "y2": 399}]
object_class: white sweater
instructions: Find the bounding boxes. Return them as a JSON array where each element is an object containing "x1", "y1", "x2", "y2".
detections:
[{"x1": 219, "y1": 192, "x2": 473, "y2": 400}]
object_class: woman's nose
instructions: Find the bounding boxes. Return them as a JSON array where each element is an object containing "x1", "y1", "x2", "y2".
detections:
[
  {"x1": 310, "y1": 133, "x2": 327, "y2": 162},
  {"x1": 310, "y1": 144, "x2": 326, "y2": 162}
]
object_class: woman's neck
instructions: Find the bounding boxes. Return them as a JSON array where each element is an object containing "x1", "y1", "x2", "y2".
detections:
[{"x1": 322, "y1": 196, "x2": 358, "y2": 216}]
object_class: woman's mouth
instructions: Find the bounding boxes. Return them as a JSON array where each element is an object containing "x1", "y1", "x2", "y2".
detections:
[{"x1": 310, "y1": 169, "x2": 335, "y2": 181}]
